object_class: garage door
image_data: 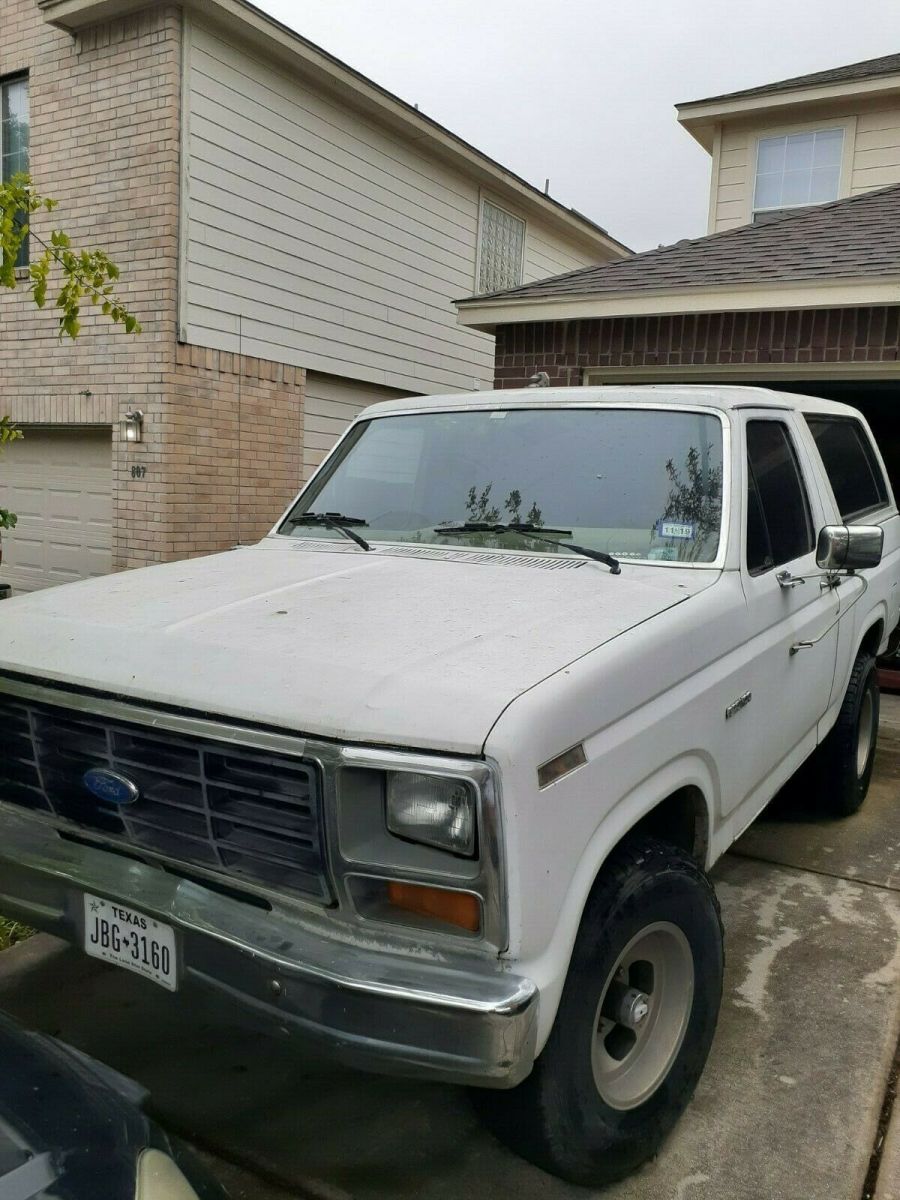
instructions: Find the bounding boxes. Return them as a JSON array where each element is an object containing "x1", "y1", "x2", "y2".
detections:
[
  {"x1": 0, "y1": 427, "x2": 113, "y2": 594},
  {"x1": 303, "y1": 373, "x2": 410, "y2": 482}
]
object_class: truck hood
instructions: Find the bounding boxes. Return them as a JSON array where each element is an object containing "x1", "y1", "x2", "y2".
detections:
[{"x1": 0, "y1": 538, "x2": 717, "y2": 754}]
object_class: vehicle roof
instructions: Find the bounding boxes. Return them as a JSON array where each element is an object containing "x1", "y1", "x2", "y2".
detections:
[{"x1": 359, "y1": 384, "x2": 864, "y2": 420}]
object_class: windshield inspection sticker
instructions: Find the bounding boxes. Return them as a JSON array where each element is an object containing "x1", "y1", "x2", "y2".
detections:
[{"x1": 657, "y1": 520, "x2": 696, "y2": 541}]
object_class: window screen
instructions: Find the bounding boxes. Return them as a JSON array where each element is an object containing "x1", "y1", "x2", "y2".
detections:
[
  {"x1": 746, "y1": 421, "x2": 814, "y2": 574},
  {"x1": 477, "y1": 201, "x2": 525, "y2": 294},
  {"x1": 804, "y1": 415, "x2": 888, "y2": 521}
]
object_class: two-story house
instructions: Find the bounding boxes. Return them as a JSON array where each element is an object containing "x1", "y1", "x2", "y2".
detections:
[
  {"x1": 0, "y1": 0, "x2": 626, "y2": 594},
  {"x1": 457, "y1": 51, "x2": 900, "y2": 496}
]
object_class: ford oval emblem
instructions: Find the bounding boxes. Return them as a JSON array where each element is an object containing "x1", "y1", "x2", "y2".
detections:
[{"x1": 82, "y1": 768, "x2": 140, "y2": 807}]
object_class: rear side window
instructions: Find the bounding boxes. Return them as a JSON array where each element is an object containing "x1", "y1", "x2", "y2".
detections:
[
  {"x1": 746, "y1": 420, "x2": 814, "y2": 574},
  {"x1": 804, "y1": 415, "x2": 889, "y2": 521}
]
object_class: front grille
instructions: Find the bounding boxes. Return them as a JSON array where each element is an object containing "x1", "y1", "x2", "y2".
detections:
[{"x1": 0, "y1": 693, "x2": 331, "y2": 904}]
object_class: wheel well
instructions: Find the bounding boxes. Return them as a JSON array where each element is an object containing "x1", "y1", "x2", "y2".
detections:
[
  {"x1": 860, "y1": 619, "x2": 884, "y2": 659},
  {"x1": 625, "y1": 786, "x2": 709, "y2": 865}
]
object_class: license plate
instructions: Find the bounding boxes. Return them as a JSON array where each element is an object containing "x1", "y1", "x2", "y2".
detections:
[{"x1": 83, "y1": 893, "x2": 178, "y2": 992}]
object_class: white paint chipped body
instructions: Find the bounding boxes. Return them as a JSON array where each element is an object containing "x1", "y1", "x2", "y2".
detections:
[
  {"x1": 1, "y1": 385, "x2": 899, "y2": 1056},
  {"x1": 0, "y1": 540, "x2": 714, "y2": 756}
]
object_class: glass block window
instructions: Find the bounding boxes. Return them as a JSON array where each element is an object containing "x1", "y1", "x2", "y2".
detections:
[
  {"x1": 1, "y1": 75, "x2": 30, "y2": 269},
  {"x1": 753, "y1": 128, "x2": 843, "y2": 214},
  {"x1": 477, "y1": 200, "x2": 525, "y2": 294}
]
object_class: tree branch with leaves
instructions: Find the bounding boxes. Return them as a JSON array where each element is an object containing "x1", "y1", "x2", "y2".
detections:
[{"x1": 1, "y1": 173, "x2": 141, "y2": 339}]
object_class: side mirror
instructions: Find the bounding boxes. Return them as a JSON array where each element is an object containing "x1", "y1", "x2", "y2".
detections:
[{"x1": 816, "y1": 524, "x2": 884, "y2": 572}]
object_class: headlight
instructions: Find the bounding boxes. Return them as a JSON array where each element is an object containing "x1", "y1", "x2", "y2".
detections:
[
  {"x1": 385, "y1": 771, "x2": 476, "y2": 856},
  {"x1": 136, "y1": 1150, "x2": 202, "y2": 1200}
]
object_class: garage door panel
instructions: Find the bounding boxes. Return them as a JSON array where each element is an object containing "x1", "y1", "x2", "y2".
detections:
[
  {"x1": 6, "y1": 534, "x2": 45, "y2": 574},
  {"x1": 46, "y1": 540, "x2": 109, "y2": 577},
  {"x1": 45, "y1": 489, "x2": 85, "y2": 523},
  {"x1": 4, "y1": 489, "x2": 45, "y2": 520},
  {"x1": 0, "y1": 429, "x2": 112, "y2": 594},
  {"x1": 45, "y1": 489, "x2": 111, "y2": 526}
]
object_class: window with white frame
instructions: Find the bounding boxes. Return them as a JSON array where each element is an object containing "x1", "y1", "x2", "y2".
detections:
[
  {"x1": 753, "y1": 127, "x2": 843, "y2": 216},
  {"x1": 1, "y1": 74, "x2": 30, "y2": 268},
  {"x1": 477, "y1": 200, "x2": 525, "y2": 294}
]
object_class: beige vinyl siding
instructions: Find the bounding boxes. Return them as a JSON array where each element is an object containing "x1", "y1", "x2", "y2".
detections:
[
  {"x1": 182, "y1": 20, "x2": 610, "y2": 396},
  {"x1": 851, "y1": 107, "x2": 900, "y2": 193},
  {"x1": 183, "y1": 18, "x2": 494, "y2": 394},
  {"x1": 711, "y1": 127, "x2": 751, "y2": 232},
  {"x1": 302, "y1": 373, "x2": 409, "y2": 482},
  {"x1": 524, "y1": 227, "x2": 600, "y2": 281}
]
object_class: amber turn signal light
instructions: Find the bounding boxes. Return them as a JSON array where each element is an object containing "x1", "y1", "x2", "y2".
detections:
[
  {"x1": 537, "y1": 743, "x2": 587, "y2": 789},
  {"x1": 386, "y1": 881, "x2": 481, "y2": 933}
]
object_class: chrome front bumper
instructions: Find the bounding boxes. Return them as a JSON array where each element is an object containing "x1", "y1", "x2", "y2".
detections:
[{"x1": 0, "y1": 808, "x2": 538, "y2": 1088}]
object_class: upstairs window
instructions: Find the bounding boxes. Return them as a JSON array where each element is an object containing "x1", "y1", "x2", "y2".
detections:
[
  {"x1": 477, "y1": 200, "x2": 525, "y2": 294},
  {"x1": 753, "y1": 127, "x2": 843, "y2": 216},
  {"x1": 1, "y1": 74, "x2": 30, "y2": 268}
]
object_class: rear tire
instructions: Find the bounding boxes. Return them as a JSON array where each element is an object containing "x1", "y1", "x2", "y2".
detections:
[
  {"x1": 812, "y1": 651, "x2": 879, "y2": 817},
  {"x1": 474, "y1": 838, "x2": 723, "y2": 1186}
]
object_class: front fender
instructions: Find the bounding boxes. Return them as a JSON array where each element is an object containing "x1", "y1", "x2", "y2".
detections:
[{"x1": 512, "y1": 753, "x2": 717, "y2": 1053}]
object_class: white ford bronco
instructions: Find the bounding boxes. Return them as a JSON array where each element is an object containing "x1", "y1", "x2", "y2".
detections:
[{"x1": 0, "y1": 385, "x2": 897, "y2": 1184}]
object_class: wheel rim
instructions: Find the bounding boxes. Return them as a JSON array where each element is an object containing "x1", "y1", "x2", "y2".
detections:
[
  {"x1": 591, "y1": 922, "x2": 694, "y2": 1111},
  {"x1": 857, "y1": 688, "x2": 876, "y2": 779}
]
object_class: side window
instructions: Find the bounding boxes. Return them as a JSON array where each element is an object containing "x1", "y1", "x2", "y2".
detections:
[
  {"x1": 746, "y1": 421, "x2": 814, "y2": 575},
  {"x1": 804, "y1": 415, "x2": 889, "y2": 521}
]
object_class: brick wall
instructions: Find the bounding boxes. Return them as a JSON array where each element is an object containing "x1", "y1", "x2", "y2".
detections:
[
  {"x1": 1, "y1": 0, "x2": 305, "y2": 571},
  {"x1": 164, "y1": 346, "x2": 304, "y2": 559},
  {"x1": 493, "y1": 307, "x2": 900, "y2": 388}
]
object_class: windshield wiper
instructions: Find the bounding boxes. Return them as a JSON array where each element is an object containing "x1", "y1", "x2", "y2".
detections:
[
  {"x1": 288, "y1": 511, "x2": 371, "y2": 551},
  {"x1": 438, "y1": 521, "x2": 575, "y2": 536},
  {"x1": 434, "y1": 522, "x2": 621, "y2": 575}
]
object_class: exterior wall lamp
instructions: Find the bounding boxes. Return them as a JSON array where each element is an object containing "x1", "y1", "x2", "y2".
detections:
[{"x1": 123, "y1": 409, "x2": 144, "y2": 443}]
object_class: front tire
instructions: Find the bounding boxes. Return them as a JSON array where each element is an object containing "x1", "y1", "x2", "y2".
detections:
[
  {"x1": 812, "y1": 651, "x2": 879, "y2": 817},
  {"x1": 475, "y1": 838, "x2": 723, "y2": 1186}
]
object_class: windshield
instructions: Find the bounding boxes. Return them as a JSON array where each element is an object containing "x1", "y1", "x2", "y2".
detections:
[{"x1": 281, "y1": 407, "x2": 725, "y2": 564}]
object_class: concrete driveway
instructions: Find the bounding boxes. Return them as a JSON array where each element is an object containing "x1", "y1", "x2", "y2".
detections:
[{"x1": 1, "y1": 701, "x2": 899, "y2": 1200}]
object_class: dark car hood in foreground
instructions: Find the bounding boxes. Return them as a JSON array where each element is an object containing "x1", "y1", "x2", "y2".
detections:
[{"x1": 0, "y1": 1010, "x2": 223, "y2": 1199}]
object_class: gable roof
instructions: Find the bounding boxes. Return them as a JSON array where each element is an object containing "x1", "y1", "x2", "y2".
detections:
[
  {"x1": 457, "y1": 184, "x2": 900, "y2": 308},
  {"x1": 38, "y1": 0, "x2": 629, "y2": 259},
  {"x1": 677, "y1": 51, "x2": 900, "y2": 152},
  {"x1": 687, "y1": 51, "x2": 900, "y2": 108}
]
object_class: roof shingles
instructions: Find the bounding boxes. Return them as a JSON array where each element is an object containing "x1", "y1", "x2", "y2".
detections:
[
  {"x1": 462, "y1": 184, "x2": 900, "y2": 304},
  {"x1": 685, "y1": 51, "x2": 900, "y2": 107}
]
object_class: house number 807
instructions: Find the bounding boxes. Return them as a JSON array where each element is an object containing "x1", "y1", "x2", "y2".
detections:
[{"x1": 131, "y1": 465, "x2": 147, "y2": 479}]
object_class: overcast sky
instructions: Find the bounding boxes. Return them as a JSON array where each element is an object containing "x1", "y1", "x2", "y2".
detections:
[{"x1": 256, "y1": 0, "x2": 900, "y2": 253}]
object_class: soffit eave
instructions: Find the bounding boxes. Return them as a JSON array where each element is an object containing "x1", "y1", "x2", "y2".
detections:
[{"x1": 455, "y1": 276, "x2": 900, "y2": 331}]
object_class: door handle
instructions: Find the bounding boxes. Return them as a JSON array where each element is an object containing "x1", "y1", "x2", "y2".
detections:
[
  {"x1": 776, "y1": 570, "x2": 805, "y2": 589},
  {"x1": 790, "y1": 624, "x2": 835, "y2": 655},
  {"x1": 790, "y1": 640, "x2": 815, "y2": 655}
]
